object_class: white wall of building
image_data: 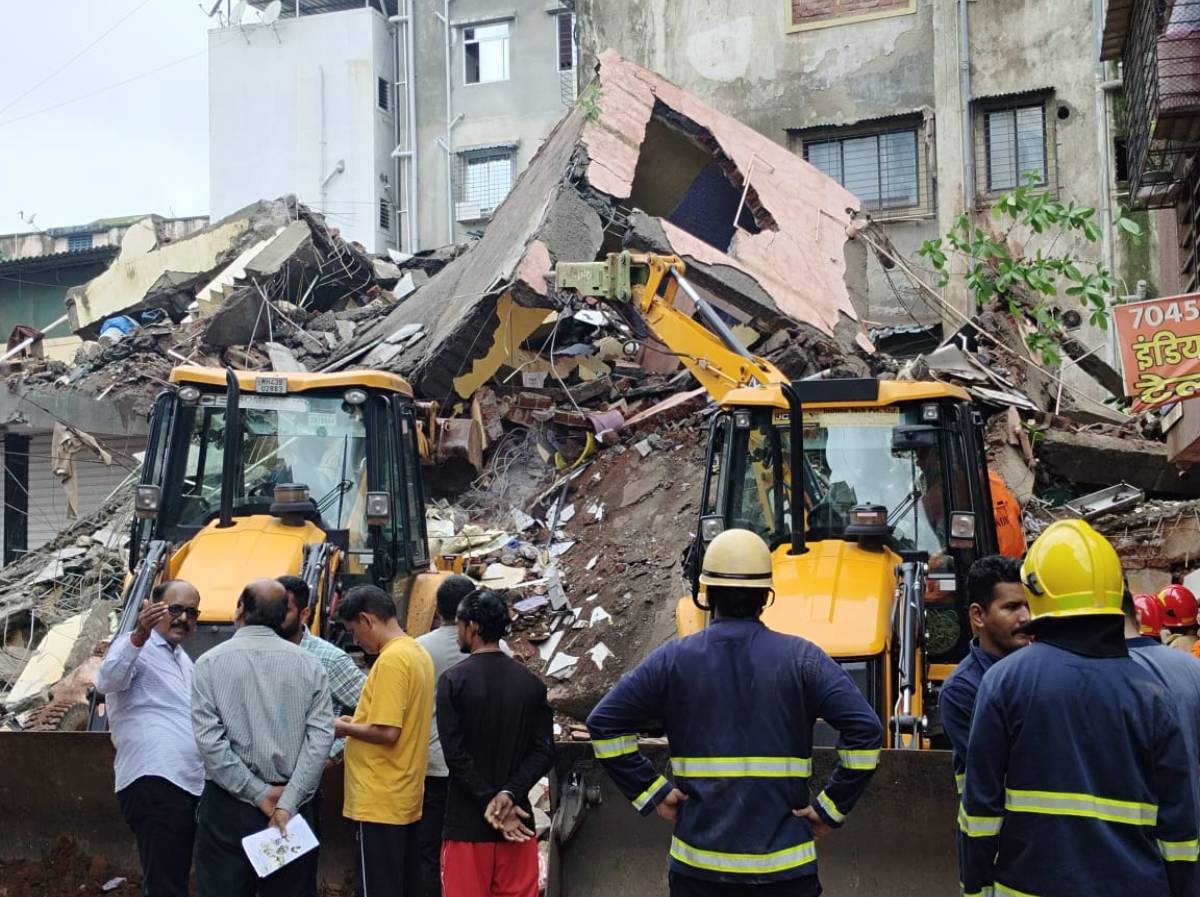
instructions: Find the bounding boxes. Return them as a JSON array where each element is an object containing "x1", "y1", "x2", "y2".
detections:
[{"x1": 208, "y1": 8, "x2": 397, "y2": 252}]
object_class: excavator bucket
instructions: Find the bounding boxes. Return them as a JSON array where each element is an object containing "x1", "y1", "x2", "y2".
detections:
[{"x1": 547, "y1": 743, "x2": 962, "y2": 897}]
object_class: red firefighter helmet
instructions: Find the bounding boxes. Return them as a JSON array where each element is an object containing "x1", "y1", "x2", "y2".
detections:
[
  {"x1": 1158, "y1": 584, "x2": 1199, "y2": 628},
  {"x1": 1134, "y1": 593, "x2": 1165, "y2": 636}
]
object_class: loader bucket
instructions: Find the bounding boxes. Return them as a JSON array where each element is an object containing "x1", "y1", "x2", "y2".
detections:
[
  {"x1": 0, "y1": 733, "x2": 358, "y2": 886},
  {"x1": 547, "y1": 743, "x2": 961, "y2": 897}
]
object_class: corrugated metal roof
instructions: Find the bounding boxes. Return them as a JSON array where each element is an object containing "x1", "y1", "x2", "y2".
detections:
[
  {"x1": 247, "y1": 0, "x2": 398, "y2": 17},
  {"x1": 0, "y1": 246, "x2": 118, "y2": 276},
  {"x1": 972, "y1": 86, "x2": 1056, "y2": 103},
  {"x1": 1101, "y1": 0, "x2": 1136, "y2": 60}
]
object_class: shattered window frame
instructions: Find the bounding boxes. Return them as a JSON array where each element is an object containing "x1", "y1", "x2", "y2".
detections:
[
  {"x1": 463, "y1": 21, "x2": 511, "y2": 85},
  {"x1": 792, "y1": 116, "x2": 931, "y2": 219},
  {"x1": 67, "y1": 232, "x2": 93, "y2": 253},
  {"x1": 974, "y1": 92, "x2": 1057, "y2": 200}
]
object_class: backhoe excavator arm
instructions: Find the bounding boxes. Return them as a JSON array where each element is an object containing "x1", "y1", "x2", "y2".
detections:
[{"x1": 554, "y1": 252, "x2": 788, "y2": 404}]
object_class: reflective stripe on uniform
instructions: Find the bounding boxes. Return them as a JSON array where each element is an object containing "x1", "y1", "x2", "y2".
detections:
[
  {"x1": 633, "y1": 775, "x2": 670, "y2": 811},
  {"x1": 958, "y1": 805, "x2": 1003, "y2": 838},
  {"x1": 816, "y1": 790, "x2": 845, "y2": 824},
  {"x1": 1158, "y1": 839, "x2": 1200, "y2": 862},
  {"x1": 592, "y1": 735, "x2": 638, "y2": 759},
  {"x1": 1004, "y1": 789, "x2": 1157, "y2": 826},
  {"x1": 995, "y1": 881, "x2": 1045, "y2": 897},
  {"x1": 837, "y1": 749, "x2": 880, "y2": 770},
  {"x1": 960, "y1": 887, "x2": 994, "y2": 897},
  {"x1": 669, "y1": 836, "x2": 817, "y2": 875},
  {"x1": 955, "y1": 773, "x2": 965, "y2": 795},
  {"x1": 671, "y1": 756, "x2": 812, "y2": 778}
]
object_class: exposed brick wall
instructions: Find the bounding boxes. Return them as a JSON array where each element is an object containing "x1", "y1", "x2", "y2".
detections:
[{"x1": 791, "y1": 0, "x2": 911, "y2": 27}]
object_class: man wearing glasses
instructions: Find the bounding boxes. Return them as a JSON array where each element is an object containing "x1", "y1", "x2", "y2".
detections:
[{"x1": 95, "y1": 580, "x2": 204, "y2": 897}]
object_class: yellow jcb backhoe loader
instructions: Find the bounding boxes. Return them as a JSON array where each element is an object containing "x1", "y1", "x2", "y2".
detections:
[
  {"x1": 544, "y1": 252, "x2": 1018, "y2": 896},
  {"x1": 86, "y1": 365, "x2": 448, "y2": 727}
]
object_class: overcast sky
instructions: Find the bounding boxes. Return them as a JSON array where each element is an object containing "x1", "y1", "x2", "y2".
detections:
[{"x1": 0, "y1": 0, "x2": 215, "y2": 234}]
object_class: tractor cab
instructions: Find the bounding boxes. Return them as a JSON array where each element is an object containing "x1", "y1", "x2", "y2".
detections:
[
  {"x1": 128, "y1": 367, "x2": 432, "y2": 656},
  {"x1": 681, "y1": 378, "x2": 1005, "y2": 747}
]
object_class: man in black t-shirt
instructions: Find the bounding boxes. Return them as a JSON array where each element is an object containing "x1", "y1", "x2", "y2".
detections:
[{"x1": 437, "y1": 590, "x2": 554, "y2": 897}]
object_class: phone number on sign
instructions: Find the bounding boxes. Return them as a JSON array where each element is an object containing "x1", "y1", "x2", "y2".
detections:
[{"x1": 1127, "y1": 299, "x2": 1200, "y2": 329}]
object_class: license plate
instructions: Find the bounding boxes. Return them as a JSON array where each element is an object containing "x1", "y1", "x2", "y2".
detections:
[{"x1": 255, "y1": 376, "x2": 288, "y2": 394}]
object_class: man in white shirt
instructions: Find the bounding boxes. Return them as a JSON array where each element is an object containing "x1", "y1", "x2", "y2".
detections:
[
  {"x1": 415, "y1": 576, "x2": 511, "y2": 897},
  {"x1": 95, "y1": 580, "x2": 204, "y2": 897}
]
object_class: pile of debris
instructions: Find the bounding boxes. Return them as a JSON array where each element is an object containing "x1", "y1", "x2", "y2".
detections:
[
  {"x1": 6, "y1": 198, "x2": 465, "y2": 415},
  {"x1": 0, "y1": 479, "x2": 136, "y2": 728},
  {"x1": 7, "y1": 50, "x2": 1200, "y2": 730}
]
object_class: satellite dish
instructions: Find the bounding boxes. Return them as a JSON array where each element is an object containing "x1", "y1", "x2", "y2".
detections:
[
  {"x1": 230, "y1": 0, "x2": 247, "y2": 24},
  {"x1": 261, "y1": 0, "x2": 282, "y2": 24}
]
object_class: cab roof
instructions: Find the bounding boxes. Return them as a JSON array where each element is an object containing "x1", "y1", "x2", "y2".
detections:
[
  {"x1": 169, "y1": 366, "x2": 414, "y2": 398},
  {"x1": 722, "y1": 378, "x2": 970, "y2": 409}
]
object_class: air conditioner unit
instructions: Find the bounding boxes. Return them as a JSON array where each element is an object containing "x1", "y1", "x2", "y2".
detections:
[{"x1": 455, "y1": 202, "x2": 481, "y2": 222}]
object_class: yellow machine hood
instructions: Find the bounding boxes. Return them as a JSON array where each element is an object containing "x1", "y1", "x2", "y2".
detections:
[
  {"x1": 168, "y1": 516, "x2": 328, "y2": 623},
  {"x1": 760, "y1": 540, "x2": 899, "y2": 657}
]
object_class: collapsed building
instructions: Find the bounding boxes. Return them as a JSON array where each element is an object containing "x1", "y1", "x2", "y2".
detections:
[{"x1": 2, "y1": 51, "x2": 1199, "y2": 728}]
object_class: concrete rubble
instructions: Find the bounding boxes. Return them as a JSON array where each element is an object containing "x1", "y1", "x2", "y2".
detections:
[{"x1": 6, "y1": 52, "x2": 1200, "y2": 729}]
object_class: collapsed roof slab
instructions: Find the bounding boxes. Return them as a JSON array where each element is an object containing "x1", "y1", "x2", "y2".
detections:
[
  {"x1": 584, "y1": 50, "x2": 868, "y2": 347},
  {"x1": 65, "y1": 199, "x2": 298, "y2": 338},
  {"x1": 340, "y1": 51, "x2": 871, "y2": 399},
  {"x1": 344, "y1": 105, "x2": 595, "y2": 399}
]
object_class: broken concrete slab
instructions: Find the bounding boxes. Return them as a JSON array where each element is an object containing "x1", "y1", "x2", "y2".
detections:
[
  {"x1": 1038, "y1": 429, "x2": 1200, "y2": 497},
  {"x1": 243, "y1": 220, "x2": 315, "y2": 279},
  {"x1": 66, "y1": 199, "x2": 297, "y2": 338},
  {"x1": 333, "y1": 51, "x2": 869, "y2": 401},
  {"x1": 4, "y1": 610, "x2": 92, "y2": 710},
  {"x1": 202, "y1": 287, "x2": 266, "y2": 348},
  {"x1": 266, "y1": 342, "x2": 306, "y2": 372}
]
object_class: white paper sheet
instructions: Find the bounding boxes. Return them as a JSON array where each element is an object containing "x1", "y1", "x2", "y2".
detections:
[{"x1": 241, "y1": 814, "x2": 319, "y2": 878}]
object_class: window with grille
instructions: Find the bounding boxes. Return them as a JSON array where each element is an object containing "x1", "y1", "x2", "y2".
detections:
[
  {"x1": 804, "y1": 129, "x2": 920, "y2": 211},
  {"x1": 982, "y1": 103, "x2": 1046, "y2": 191},
  {"x1": 557, "y1": 12, "x2": 575, "y2": 71},
  {"x1": 456, "y1": 149, "x2": 514, "y2": 219},
  {"x1": 378, "y1": 76, "x2": 390, "y2": 112},
  {"x1": 464, "y1": 22, "x2": 510, "y2": 84},
  {"x1": 67, "y1": 233, "x2": 92, "y2": 252},
  {"x1": 379, "y1": 198, "x2": 391, "y2": 231}
]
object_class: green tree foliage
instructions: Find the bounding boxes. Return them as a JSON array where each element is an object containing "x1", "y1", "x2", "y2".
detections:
[{"x1": 917, "y1": 174, "x2": 1141, "y2": 365}]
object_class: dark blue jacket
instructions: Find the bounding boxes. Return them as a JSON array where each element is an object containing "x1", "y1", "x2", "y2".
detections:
[
  {"x1": 585, "y1": 618, "x2": 883, "y2": 885},
  {"x1": 960, "y1": 640, "x2": 1199, "y2": 897},
  {"x1": 940, "y1": 639, "x2": 1000, "y2": 795},
  {"x1": 1129, "y1": 635, "x2": 1200, "y2": 826}
]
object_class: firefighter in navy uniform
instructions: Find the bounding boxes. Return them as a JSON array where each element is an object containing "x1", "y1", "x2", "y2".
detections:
[
  {"x1": 959, "y1": 519, "x2": 1199, "y2": 897},
  {"x1": 586, "y1": 529, "x2": 884, "y2": 897}
]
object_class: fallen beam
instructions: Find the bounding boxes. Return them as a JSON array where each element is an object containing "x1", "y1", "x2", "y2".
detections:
[{"x1": 1038, "y1": 428, "x2": 1200, "y2": 497}]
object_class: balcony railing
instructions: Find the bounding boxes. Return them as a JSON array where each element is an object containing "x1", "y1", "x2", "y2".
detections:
[{"x1": 1124, "y1": 0, "x2": 1200, "y2": 208}]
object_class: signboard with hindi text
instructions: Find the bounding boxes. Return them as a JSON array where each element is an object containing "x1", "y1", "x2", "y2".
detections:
[{"x1": 1113, "y1": 294, "x2": 1200, "y2": 408}]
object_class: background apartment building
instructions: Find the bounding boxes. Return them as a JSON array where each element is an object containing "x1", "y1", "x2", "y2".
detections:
[
  {"x1": 577, "y1": 0, "x2": 1145, "y2": 393},
  {"x1": 208, "y1": 0, "x2": 578, "y2": 254}
]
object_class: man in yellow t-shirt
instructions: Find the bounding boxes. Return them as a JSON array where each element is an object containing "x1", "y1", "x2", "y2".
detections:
[{"x1": 334, "y1": 584, "x2": 434, "y2": 896}]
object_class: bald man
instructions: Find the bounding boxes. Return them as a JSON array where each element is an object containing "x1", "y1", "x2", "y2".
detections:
[
  {"x1": 191, "y1": 579, "x2": 334, "y2": 897},
  {"x1": 96, "y1": 579, "x2": 204, "y2": 897}
]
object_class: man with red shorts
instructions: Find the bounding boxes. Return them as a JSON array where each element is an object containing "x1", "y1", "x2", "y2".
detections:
[{"x1": 437, "y1": 589, "x2": 554, "y2": 896}]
